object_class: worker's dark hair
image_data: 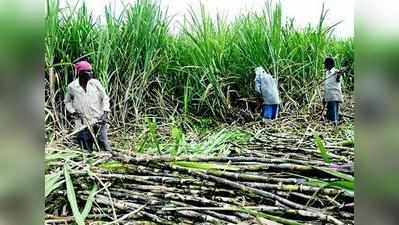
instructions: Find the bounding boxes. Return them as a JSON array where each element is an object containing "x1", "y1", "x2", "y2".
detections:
[{"x1": 324, "y1": 57, "x2": 335, "y2": 70}]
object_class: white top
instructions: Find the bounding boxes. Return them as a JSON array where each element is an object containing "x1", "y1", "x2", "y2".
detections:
[
  {"x1": 64, "y1": 79, "x2": 110, "y2": 128},
  {"x1": 254, "y1": 67, "x2": 280, "y2": 105},
  {"x1": 324, "y1": 68, "x2": 343, "y2": 102}
]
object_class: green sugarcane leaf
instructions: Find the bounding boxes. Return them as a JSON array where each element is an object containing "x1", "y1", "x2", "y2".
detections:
[
  {"x1": 98, "y1": 162, "x2": 128, "y2": 173},
  {"x1": 64, "y1": 164, "x2": 85, "y2": 225},
  {"x1": 45, "y1": 171, "x2": 64, "y2": 198},
  {"x1": 316, "y1": 180, "x2": 354, "y2": 200},
  {"x1": 81, "y1": 184, "x2": 98, "y2": 220},
  {"x1": 328, "y1": 180, "x2": 355, "y2": 191},
  {"x1": 304, "y1": 179, "x2": 328, "y2": 188},
  {"x1": 314, "y1": 134, "x2": 331, "y2": 163},
  {"x1": 171, "y1": 126, "x2": 183, "y2": 156},
  {"x1": 314, "y1": 166, "x2": 354, "y2": 182},
  {"x1": 45, "y1": 151, "x2": 80, "y2": 162}
]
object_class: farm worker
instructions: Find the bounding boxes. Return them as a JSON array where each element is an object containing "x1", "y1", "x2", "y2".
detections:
[
  {"x1": 323, "y1": 57, "x2": 343, "y2": 125},
  {"x1": 254, "y1": 66, "x2": 280, "y2": 120},
  {"x1": 64, "y1": 61, "x2": 112, "y2": 151}
]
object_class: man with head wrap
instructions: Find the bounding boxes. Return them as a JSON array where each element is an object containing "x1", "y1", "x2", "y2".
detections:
[
  {"x1": 254, "y1": 67, "x2": 281, "y2": 120},
  {"x1": 64, "y1": 61, "x2": 112, "y2": 151}
]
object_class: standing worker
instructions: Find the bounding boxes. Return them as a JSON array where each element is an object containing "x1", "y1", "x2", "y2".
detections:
[
  {"x1": 254, "y1": 66, "x2": 280, "y2": 120},
  {"x1": 323, "y1": 57, "x2": 343, "y2": 125},
  {"x1": 64, "y1": 61, "x2": 112, "y2": 151}
]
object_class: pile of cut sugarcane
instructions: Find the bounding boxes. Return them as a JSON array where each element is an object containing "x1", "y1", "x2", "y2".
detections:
[{"x1": 45, "y1": 119, "x2": 354, "y2": 225}]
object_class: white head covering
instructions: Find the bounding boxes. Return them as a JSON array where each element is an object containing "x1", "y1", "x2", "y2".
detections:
[
  {"x1": 255, "y1": 66, "x2": 266, "y2": 76},
  {"x1": 254, "y1": 66, "x2": 280, "y2": 104}
]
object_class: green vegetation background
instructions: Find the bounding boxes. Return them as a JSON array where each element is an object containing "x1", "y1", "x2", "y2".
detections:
[{"x1": 45, "y1": 0, "x2": 354, "y2": 125}]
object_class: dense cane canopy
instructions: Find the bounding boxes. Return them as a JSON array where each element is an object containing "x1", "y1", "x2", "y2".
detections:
[{"x1": 45, "y1": 0, "x2": 354, "y2": 127}]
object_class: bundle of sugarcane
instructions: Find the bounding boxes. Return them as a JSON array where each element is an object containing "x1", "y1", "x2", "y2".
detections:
[{"x1": 45, "y1": 140, "x2": 354, "y2": 225}]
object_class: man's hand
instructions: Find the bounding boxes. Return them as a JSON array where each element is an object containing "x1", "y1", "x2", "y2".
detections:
[
  {"x1": 99, "y1": 112, "x2": 109, "y2": 125},
  {"x1": 71, "y1": 112, "x2": 83, "y2": 120},
  {"x1": 336, "y1": 66, "x2": 349, "y2": 82},
  {"x1": 336, "y1": 73, "x2": 342, "y2": 82}
]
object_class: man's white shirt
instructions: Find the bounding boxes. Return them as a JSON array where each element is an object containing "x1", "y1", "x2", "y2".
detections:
[{"x1": 64, "y1": 79, "x2": 110, "y2": 128}]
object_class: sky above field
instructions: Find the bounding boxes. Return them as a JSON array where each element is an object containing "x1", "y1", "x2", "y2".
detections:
[{"x1": 60, "y1": 0, "x2": 354, "y2": 38}]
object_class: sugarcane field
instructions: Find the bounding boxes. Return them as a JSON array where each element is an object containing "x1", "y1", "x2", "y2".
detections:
[{"x1": 45, "y1": 0, "x2": 355, "y2": 224}]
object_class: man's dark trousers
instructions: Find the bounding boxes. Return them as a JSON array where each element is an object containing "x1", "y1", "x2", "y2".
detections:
[
  {"x1": 77, "y1": 124, "x2": 111, "y2": 151},
  {"x1": 326, "y1": 101, "x2": 340, "y2": 125}
]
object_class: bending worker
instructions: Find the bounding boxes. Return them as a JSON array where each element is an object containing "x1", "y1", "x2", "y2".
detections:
[
  {"x1": 64, "y1": 61, "x2": 112, "y2": 151},
  {"x1": 254, "y1": 66, "x2": 281, "y2": 120},
  {"x1": 323, "y1": 57, "x2": 343, "y2": 125}
]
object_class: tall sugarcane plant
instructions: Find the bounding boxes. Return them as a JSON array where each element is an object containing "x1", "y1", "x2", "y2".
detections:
[{"x1": 45, "y1": 0, "x2": 354, "y2": 126}]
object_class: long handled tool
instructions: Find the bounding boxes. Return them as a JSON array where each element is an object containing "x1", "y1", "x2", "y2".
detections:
[
  {"x1": 319, "y1": 100, "x2": 326, "y2": 121},
  {"x1": 56, "y1": 116, "x2": 95, "y2": 142},
  {"x1": 302, "y1": 66, "x2": 350, "y2": 94},
  {"x1": 56, "y1": 124, "x2": 89, "y2": 143},
  {"x1": 56, "y1": 112, "x2": 110, "y2": 144}
]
